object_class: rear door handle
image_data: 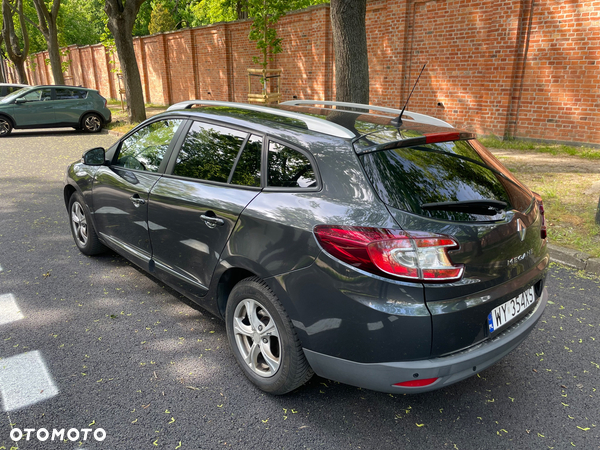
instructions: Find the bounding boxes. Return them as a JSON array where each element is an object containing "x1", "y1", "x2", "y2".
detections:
[{"x1": 200, "y1": 214, "x2": 225, "y2": 227}]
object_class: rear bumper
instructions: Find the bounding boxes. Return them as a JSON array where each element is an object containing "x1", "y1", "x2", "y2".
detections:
[{"x1": 304, "y1": 286, "x2": 548, "y2": 394}]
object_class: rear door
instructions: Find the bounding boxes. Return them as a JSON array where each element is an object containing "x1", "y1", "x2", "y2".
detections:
[
  {"x1": 359, "y1": 138, "x2": 548, "y2": 356},
  {"x1": 91, "y1": 118, "x2": 184, "y2": 269},
  {"x1": 148, "y1": 120, "x2": 262, "y2": 300},
  {"x1": 53, "y1": 87, "x2": 89, "y2": 125}
]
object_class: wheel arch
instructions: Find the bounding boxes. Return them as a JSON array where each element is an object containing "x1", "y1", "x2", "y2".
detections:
[
  {"x1": 63, "y1": 183, "x2": 77, "y2": 210},
  {"x1": 0, "y1": 113, "x2": 15, "y2": 127},
  {"x1": 78, "y1": 110, "x2": 105, "y2": 127},
  {"x1": 215, "y1": 267, "x2": 258, "y2": 319}
]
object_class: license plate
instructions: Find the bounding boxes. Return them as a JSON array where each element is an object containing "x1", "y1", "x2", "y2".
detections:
[{"x1": 488, "y1": 286, "x2": 536, "y2": 333}]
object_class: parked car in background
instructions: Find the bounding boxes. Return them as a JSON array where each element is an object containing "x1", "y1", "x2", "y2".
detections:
[
  {"x1": 63, "y1": 100, "x2": 549, "y2": 395},
  {"x1": 0, "y1": 85, "x2": 111, "y2": 136},
  {"x1": 0, "y1": 82, "x2": 28, "y2": 99}
]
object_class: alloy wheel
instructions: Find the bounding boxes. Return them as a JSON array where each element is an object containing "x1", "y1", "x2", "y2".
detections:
[
  {"x1": 232, "y1": 298, "x2": 281, "y2": 377},
  {"x1": 71, "y1": 201, "x2": 89, "y2": 247}
]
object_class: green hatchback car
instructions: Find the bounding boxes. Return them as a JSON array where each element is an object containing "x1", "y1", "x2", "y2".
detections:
[{"x1": 0, "y1": 85, "x2": 111, "y2": 137}]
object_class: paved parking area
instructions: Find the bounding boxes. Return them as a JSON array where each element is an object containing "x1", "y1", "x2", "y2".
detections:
[{"x1": 0, "y1": 129, "x2": 599, "y2": 449}]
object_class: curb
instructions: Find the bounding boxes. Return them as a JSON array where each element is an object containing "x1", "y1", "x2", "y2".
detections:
[{"x1": 548, "y1": 244, "x2": 600, "y2": 276}]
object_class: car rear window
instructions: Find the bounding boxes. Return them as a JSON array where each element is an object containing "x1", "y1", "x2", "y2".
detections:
[{"x1": 360, "y1": 140, "x2": 533, "y2": 222}]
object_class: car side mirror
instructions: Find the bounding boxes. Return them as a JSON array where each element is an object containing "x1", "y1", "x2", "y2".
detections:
[
  {"x1": 14, "y1": 98, "x2": 26, "y2": 104},
  {"x1": 82, "y1": 147, "x2": 106, "y2": 166}
]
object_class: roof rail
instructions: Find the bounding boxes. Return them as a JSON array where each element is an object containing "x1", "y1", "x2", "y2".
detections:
[
  {"x1": 166, "y1": 100, "x2": 355, "y2": 138},
  {"x1": 280, "y1": 100, "x2": 454, "y2": 128}
]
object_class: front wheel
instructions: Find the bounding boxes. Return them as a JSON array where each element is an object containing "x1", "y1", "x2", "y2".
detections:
[
  {"x1": 69, "y1": 192, "x2": 106, "y2": 255},
  {"x1": 0, "y1": 117, "x2": 13, "y2": 137},
  {"x1": 81, "y1": 113, "x2": 103, "y2": 133},
  {"x1": 225, "y1": 277, "x2": 313, "y2": 395}
]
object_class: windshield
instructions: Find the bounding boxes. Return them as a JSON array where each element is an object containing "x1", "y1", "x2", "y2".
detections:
[
  {"x1": 0, "y1": 87, "x2": 30, "y2": 104},
  {"x1": 360, "y1": 140, "x2": 533, "y2": 222}
]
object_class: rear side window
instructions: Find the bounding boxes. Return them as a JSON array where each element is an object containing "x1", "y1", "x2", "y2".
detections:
[
  {"x1": 360, "y1": 140, "x2": 532, "y2": 221},
  {"x1": 230, "y1": 135, "x2": 262, "y2": 187},
  {"x1": 55, "y1": 88, "x2": 87, "y2": 100},
  {"x1": 173, "y1": 121, "x2": 247, "y2": 182},
  {"x1": 268, "y1": 142, "x2": 316, "y2": 188}
]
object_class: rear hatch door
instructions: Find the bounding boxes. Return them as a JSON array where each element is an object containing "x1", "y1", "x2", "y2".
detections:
[{"x1": 359, "y1": 138, "x2": 549, "y2": 356}]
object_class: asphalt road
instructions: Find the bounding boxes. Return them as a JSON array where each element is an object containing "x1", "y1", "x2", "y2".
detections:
[{"x1": 0, "y1": 129, "x2": 599, "y2": 450}]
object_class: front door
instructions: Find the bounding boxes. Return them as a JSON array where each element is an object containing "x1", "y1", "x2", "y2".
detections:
[
  {"x1": 12, "y1": 88, "x2": 55, "y2": 127},
  {"x1": 91, "y1": 118, "x2": 184, "y2": 269}
]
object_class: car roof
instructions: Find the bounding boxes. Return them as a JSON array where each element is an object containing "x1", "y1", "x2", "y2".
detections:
[{"x1": 166, "y1": 100, "x2": 470, "y2": 148}]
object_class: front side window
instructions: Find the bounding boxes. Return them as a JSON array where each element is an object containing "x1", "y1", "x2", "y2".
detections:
[
  {"x1": 172, "y1": 121, "x2": 247, "y2": 182},
  {"x1": 115, "y1": 119, "x2": 183, "y2": 172},
  {"x1": 21, "y1": 88, "x2": 52, "y2": 102},
  {"x1": 268, "y1": 142, "x2": 316, "y2": 188}
]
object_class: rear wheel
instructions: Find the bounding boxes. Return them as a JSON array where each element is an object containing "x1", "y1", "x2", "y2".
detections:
[
  {"x1": 81, "y1": 113, "x2": 102, "y2": 133},
  {"x1": 69, "y1": 192, "x2": 106, "y2": 255},
  {"x1": 226, "y1": 277, "x2": 313, "y2": 395},
  {"x1": 0, "y1": 117, "x2": 13, "y2": 137}
]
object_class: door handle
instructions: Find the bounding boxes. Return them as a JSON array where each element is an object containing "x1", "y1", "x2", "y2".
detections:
[
  {"x1": 200, "y1": 214, "x2": 225, "y2": 228},
  {"x1": 130, "y1": 195, "x2": 146, "y2": 207}
]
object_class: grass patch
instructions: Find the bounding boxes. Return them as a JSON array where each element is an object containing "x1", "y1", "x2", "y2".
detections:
[
  {"x1": 481, "y1": 136, "x2": 600, "y2": 160},
  {"x1": 500, "y1": 161, "x2": 600, "y2": 258},
  {"x1": 106, "y1": 104, "x2": 168, "y2": 134}
]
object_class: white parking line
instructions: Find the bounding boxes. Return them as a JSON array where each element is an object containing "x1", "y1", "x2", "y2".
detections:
[
  {"x1": 0, "y1": 350, "x2": 59, "y2": 412},
  {"x1": 0, "y1": 293, "x2": 24, "y2": 326}
]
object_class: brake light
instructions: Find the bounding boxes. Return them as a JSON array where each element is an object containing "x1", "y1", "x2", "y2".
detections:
[
  {"x1": 424, "y1": 132, "x2": 460, "y2": 144},
  {"x1": 394, "y1": 377, "x2": 439, "y2": 388},
  {"x1": 313, "y1": 225, "x2": 464, "y2": 282},
  {"x1": 532, "y1": 192, "x2": 547, "y2": 240}
]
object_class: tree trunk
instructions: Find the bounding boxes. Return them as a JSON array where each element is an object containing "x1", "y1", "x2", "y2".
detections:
[
  {"x1": 46, "y1": 25, "x2": 64, "y2": 84},
  {"x1": 330, "y1": 0, "x2": 369, "y2": 104},
  {"x1": 2, "y1": 0, "x2": 30, "y2": 85},
  {"x1": 31, "y1": 0, "x2": 64, "y2": 84},
  {"x1": 105, "y1": 0, "x2": 147, "y2": 123}
]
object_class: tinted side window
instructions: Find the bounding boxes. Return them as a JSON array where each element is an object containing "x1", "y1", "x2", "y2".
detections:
[
  {"x1": 173, "y1": 121, "x2": 247, "y2": 182},
  {"x1": 55, "y1": 88, "x2": 87, "y2": 100},
  {"x1": 268, "y1": 142, "x2": 316, "y2": 188},
  {"x1": 230, "y1": 135, "x2": 262, "y2": 187},
  {"x1": 21, "y1": 88, "x2": 52, "y2": 102},
  {"x1": 115, "y1": 119, "x2": 182, "y2": 172}
]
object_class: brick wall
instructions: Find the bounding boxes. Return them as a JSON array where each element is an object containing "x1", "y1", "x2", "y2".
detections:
[{"x1": 17, "y1": 1, "x2": 600, "y2": 145}]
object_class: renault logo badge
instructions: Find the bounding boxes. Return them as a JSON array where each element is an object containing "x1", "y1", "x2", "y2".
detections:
[{"x1": 516, "y1": 218, "x2": 526, "y2": 241}]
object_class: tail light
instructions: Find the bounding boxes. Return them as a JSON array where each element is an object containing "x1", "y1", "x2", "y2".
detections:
[
  {"x1": 313, "y1": 225, "x2": 464, "y2": 283},
  {"x1": 532, "y1": 192, "x2": 547, "y2": 240}
]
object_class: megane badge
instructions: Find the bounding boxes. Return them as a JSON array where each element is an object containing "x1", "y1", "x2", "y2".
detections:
[{"x1": 516, "y1": 218, "x2": 526, "y2": 241}]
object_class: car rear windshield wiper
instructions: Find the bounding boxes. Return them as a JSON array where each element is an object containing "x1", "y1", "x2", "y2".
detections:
[{"x1": 421, "y1": 199, "x2": 507, "y2": 215}]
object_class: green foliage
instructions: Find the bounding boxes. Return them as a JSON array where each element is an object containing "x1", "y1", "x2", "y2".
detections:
[
  {"x1": 248, "y1": 0, "x2": 285, "y2": 69},
  {"x1": 148, "y1": 2, "x2": 177, "y2": 34},
  {"x1": 58, "y1": 0, "x2": 106, "y2": 47}
]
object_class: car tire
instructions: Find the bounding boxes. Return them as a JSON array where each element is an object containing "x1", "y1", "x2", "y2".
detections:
[
  {"x1": 225, "y1": 277, "x2": 313, "y2": 395},
  {"x1": 0, "y1": 117, "x2": 13, "y2": 137},
  {"x1": 81, "y1": 113, "x2": 103, "y2": 133},
  {"x1": 68, "y1": 192, "x2": 106, "y2": 255}
]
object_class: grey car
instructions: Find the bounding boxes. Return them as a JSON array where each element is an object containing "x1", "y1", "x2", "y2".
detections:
[
  {"x1": 0, "y1": 85, "x2": 111, "y2": 136},
  {"x1": 63, "y1": 100, "x2": 548, "y2": 395}
]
